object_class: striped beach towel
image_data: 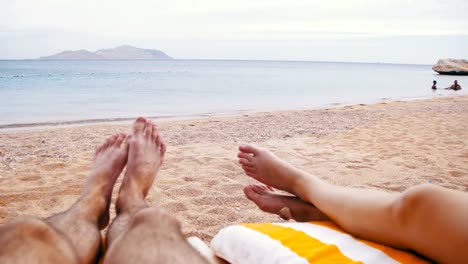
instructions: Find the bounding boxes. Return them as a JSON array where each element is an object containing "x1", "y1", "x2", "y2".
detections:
[{"x1": 210, "y1": 221, "x2": 429, "y2": 264}]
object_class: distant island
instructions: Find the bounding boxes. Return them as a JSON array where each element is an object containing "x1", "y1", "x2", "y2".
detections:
[{"x1": 39, "y1": 45, "x2": 173, "y2": 60}]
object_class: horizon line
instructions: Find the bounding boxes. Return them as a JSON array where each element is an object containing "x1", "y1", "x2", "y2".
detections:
[{"x1": 0, "y1": 58, "x2": 434, "y2": 66}]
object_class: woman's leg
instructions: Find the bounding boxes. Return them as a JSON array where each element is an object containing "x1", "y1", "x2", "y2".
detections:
[{"x1": 239, "y1": 144, "x2": 468, "y2": 263}]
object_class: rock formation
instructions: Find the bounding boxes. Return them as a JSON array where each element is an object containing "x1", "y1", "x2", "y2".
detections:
[{"x1": 432, "y1": 59, "x2": 468, "y2": 75}]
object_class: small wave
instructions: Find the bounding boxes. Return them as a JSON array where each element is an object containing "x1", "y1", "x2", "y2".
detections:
[
  {"x1": 0, "y1": 117, "x2": 135, "y2": 130},
  {"x1": 0, "y1": 115, "x2": 185, "y2": 130},
  {"x1": 0, "y1": 110, "x2": 256, "y2": 130}
]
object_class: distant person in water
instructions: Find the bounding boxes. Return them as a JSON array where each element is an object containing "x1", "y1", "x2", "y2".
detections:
[
  {"x1": 446, "y1": 80, "x2": 462, "y2": 90},
  {"x1": 431, "y1": 80, "x2": 437, "y2": 90}
]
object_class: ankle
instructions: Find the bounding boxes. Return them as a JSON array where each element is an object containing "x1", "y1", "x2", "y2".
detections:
[
  {"x1": 292, "y1": 170, "x2": 321, "y2": 202},
  {"x1": 115, "y1": 191, "x2": 147, "y2": 215},
  {"x1": 70, "y1": 195, "x2": 108, "y2": 222}
]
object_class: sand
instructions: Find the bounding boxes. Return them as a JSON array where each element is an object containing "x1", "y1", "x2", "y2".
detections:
[{"x1": 0, "y1": 95, "x2": 467, "y2": 242}]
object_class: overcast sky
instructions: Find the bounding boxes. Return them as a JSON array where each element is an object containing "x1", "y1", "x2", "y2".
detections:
[{"x1": 1, "y1": 0, "x2": 467, "y2": 63}]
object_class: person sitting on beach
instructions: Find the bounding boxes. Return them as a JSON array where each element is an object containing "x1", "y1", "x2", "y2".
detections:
[
  {"x1": 238, "y1": 144, "x2": 468, "y2": 263},
  {"x1": 445, "y1": 80, "x2": 462, "y2": 90},
  {"x1": 0, "y1": 117, "x2": 209, "y2": 264},
  {"x1": 431, "y1": 80, "x2": 437, "y2": 90}
]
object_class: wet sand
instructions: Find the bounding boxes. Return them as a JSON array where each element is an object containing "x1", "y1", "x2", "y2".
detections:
[{"x1": 0, "y1": 95, "x2": 467, "y2": 242}]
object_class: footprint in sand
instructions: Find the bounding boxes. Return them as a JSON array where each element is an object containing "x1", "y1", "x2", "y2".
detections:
[
  {"x1": 346, "y1": 165, "x2": 372, "y2": 170},
  {"x1": 449, "y1": 171, "x2": 465, "y2": 178},
  {"x1": 183, "y1": 176, "x2": 194, "y2": 182},
  {"x1": 40, "y1": 162, "x2": 67, "y2": 170},
  {"x1": 18, "y1": 176, "x2": 41, "y2": 182}
]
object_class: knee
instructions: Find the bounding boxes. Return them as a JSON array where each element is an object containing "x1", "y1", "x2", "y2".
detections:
[
  {"x1": 390, "y1": 184, "x2": 436, "y2": 228},
  {"x1": 8, "y1": 218, "x2": 56, "y2": 240},
  {"x1": 0, "y1": 218, "x2": 78, "y2": 263},
  {"x1": 131, "y1": 208, "x2": 181, "y2": 231}
]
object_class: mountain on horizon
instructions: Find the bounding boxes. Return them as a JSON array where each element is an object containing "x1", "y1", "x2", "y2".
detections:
[{"x1": 39, "y1": 45, "x2": 173, "y2": 60}]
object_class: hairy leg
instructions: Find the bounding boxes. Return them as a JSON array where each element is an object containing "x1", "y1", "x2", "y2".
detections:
[
  {"x1": 244, "y1": 184, "x2": 330, "y2": 222},
  {"x1": 105, "y1": 117, "x2": 207, "y2": 264},
  {"x1": 0, "y1": 133, "x2": 128, "y2": 264},
  {"x1": 106, "y1": 207, "x2": 208, "y2": 264},
  {"x1": 239, "y1": 144, "x2": 468, "y2": 263},
  {"x1": 0, "y1": 218, "x2": 79, "y2": 264}
]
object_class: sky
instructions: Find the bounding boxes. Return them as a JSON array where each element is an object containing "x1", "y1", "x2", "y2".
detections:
[{"x1": 1, "y1": 0, "x2": 467, "y2": 64}]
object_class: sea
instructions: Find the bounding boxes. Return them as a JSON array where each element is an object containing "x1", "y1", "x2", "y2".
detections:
[{"x1": 0, "y1": 60, "x2": 466, "y2": 128}]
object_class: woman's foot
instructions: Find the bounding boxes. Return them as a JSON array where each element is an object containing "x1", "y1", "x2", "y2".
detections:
[
  {"x1": 244, "y1": 184, "x2": 330, "y2": 222},
  {"x1": 115, "y1": 117, "x2": 166, "y2": 213},
  {"x1": 238, "y1": 144, "x2": 316, "y2": 198}
]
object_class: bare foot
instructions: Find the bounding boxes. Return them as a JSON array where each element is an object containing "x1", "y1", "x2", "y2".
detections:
[
  {"x1": 238, "y1": 144, "x2": 312, "y2": 196},
  {"x1": 116, "y1": 117, "x2": 166, "y2": 213},
  {"x1": 84, "y1": 133, "x2": 129, "y2": 229},
  {"x1": 244, "y1": 184, "x2": 330, "y2": 222}
]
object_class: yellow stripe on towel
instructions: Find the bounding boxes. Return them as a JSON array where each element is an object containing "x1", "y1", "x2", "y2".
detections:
[
  {"x1": 312, "y1": 222, "x2": 429, "y2": 264},
  {"x1": 243, "y1": 223, "x2": 361, "y2": 264}
]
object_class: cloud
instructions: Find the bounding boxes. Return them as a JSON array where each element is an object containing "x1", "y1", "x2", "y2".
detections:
[
  {"x1": 1, "y1": 0, "x2": 467, "y2": 61},
  {"x1": 2, "y1": 0, "x2": 468, "y2": 35}
]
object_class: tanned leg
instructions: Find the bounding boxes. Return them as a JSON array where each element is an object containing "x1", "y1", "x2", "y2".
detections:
[
  {"x1": 243, "y1": 184, "x2": 330, "y2": 222},
  {"x1": 0, "y1": 133, "x2": 129, "y2": 264},
  {"x1": 105, "y1": 117, "x2": 207, "y2": 264},
  {"x1": 239, "y1": 144, "x2": 468, "y2": 263},
  {"x1": 0, "y1": 218, "x2": 79, "y2": 264}
]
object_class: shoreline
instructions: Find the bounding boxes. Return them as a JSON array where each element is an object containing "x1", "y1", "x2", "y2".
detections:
[{"x1": 1, "y1": 93, "x2": 465, "y2": 132}]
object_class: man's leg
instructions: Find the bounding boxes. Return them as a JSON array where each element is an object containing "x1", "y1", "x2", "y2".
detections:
[
  {"x1": 239, "y1": 144, "x2": 468, "y2": 263},
  {"x1": 0, "y1": 218, "x2": 79, "y2": 263},
  {"x1": 0, "y1": 133, "x2": 129, "y2": 264},
  {"x1": 243, "y1": 184, "x2": 330, "y2": 222},
  {"x1": 105, "y1": 117, "x2": 207, "y2": 264}
]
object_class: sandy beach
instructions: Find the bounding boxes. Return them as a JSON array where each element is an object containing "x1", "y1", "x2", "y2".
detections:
[{"x1": 0, "y1": 95, "x2": 467, "y2": 242}]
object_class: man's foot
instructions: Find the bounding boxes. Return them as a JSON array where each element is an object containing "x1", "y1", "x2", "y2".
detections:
[
  {"x1": 238, "y1": 144, "x2": 313, "y2": 196},
  {"x1": 84, "y1": 133, "x2": 129, "y2": 229},
  {"x1": 244, "y1": 184, "x2": 330, "y2": 222},
  {"x1": 116, "y1": 117, "x2": 166, "y2": 213}
]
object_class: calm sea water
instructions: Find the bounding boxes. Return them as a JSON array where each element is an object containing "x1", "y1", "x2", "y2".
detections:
[{"x1": 0, "y1": 60, "x2": 466, "y2": 127}]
